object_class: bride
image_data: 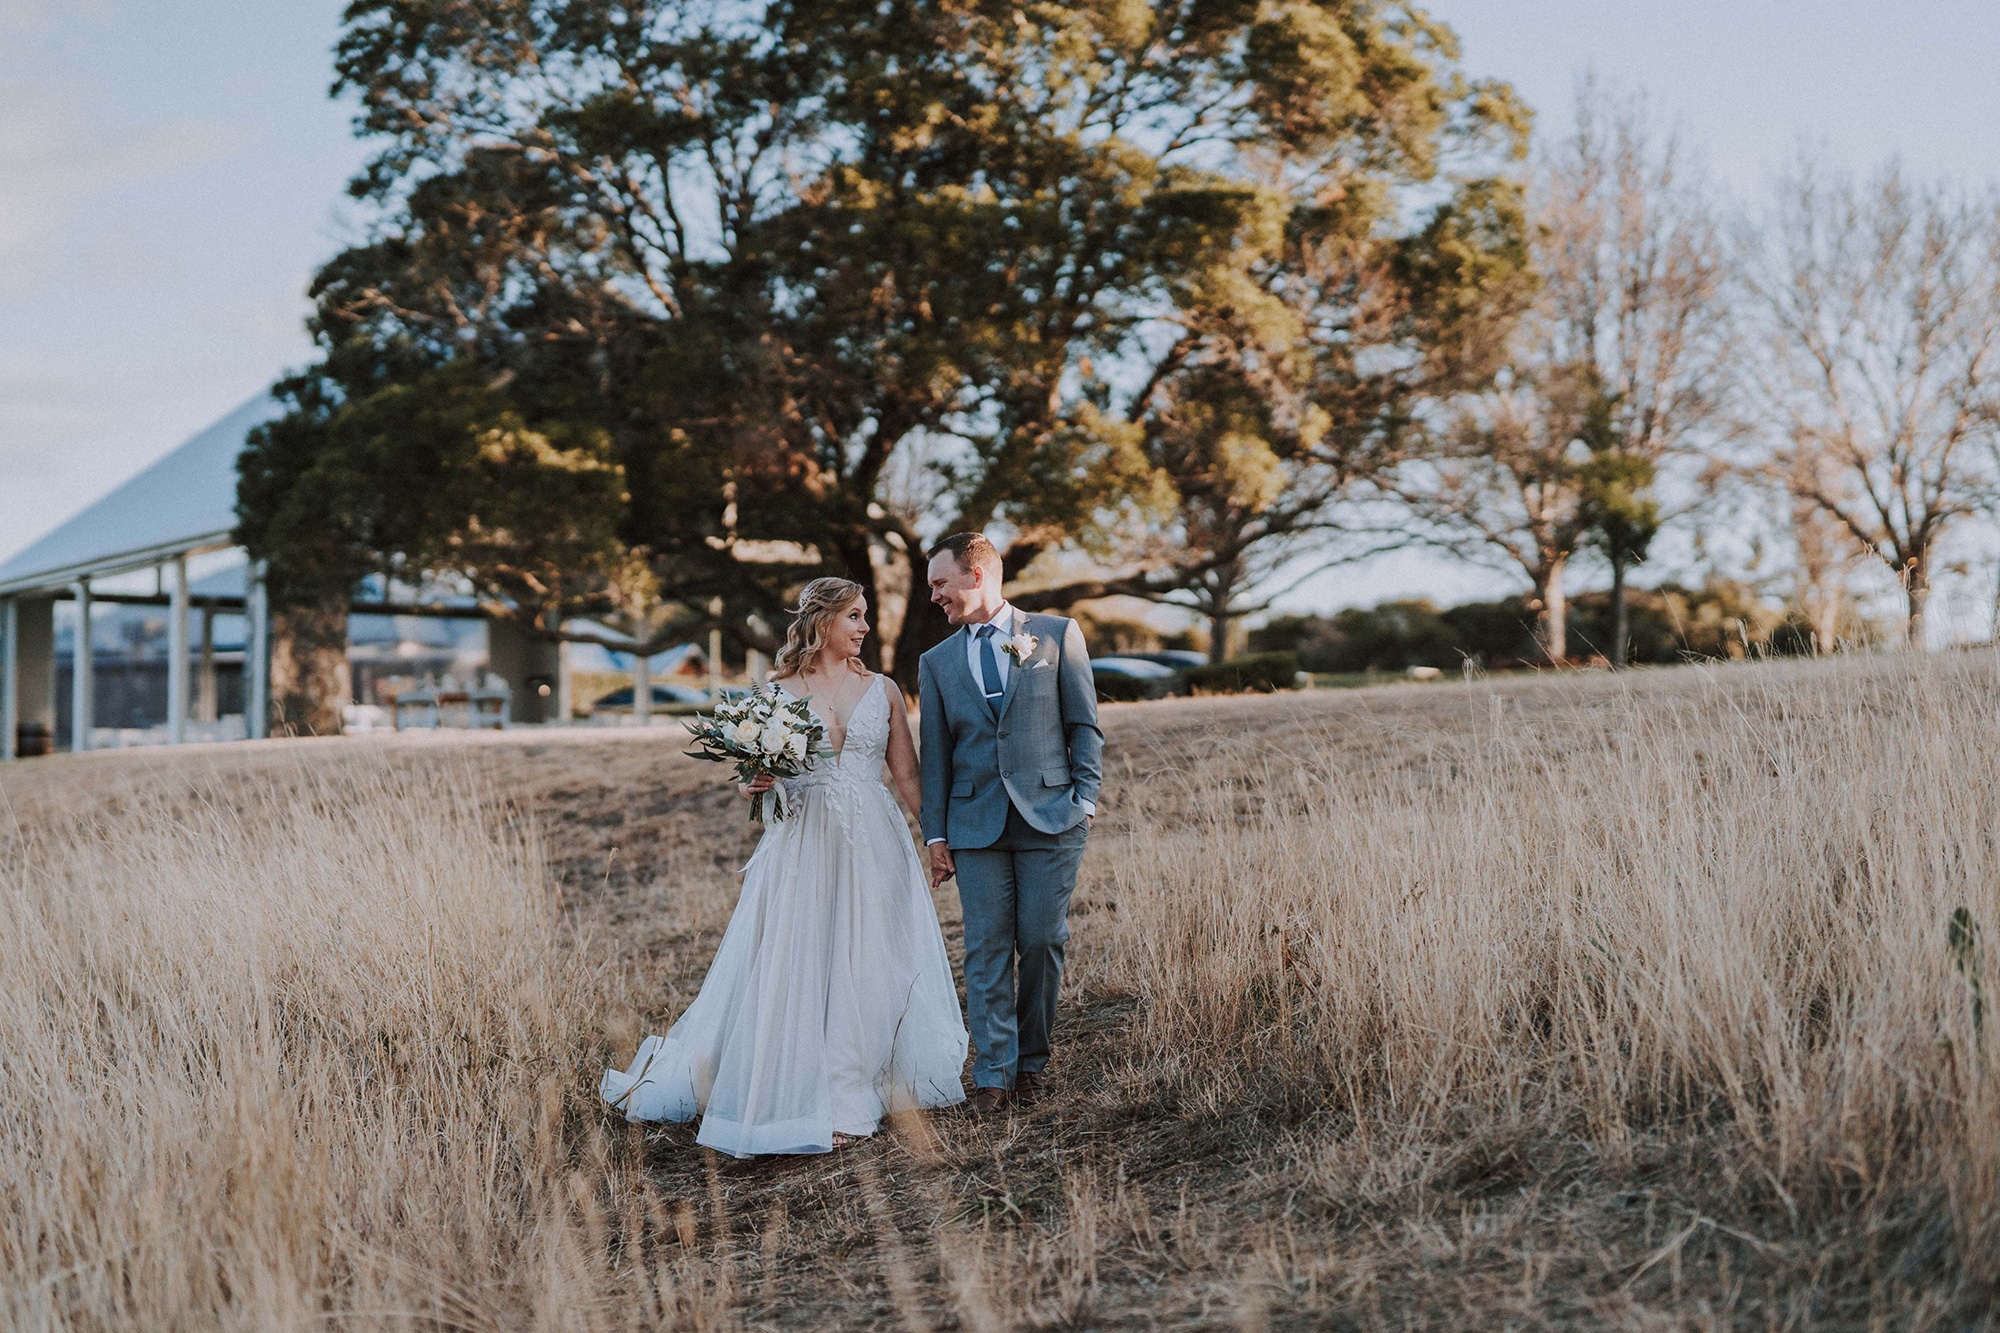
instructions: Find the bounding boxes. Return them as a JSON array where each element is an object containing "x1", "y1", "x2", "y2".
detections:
[{"x1": 600, "y1": 577, "x2": 969, "y2": 1156}]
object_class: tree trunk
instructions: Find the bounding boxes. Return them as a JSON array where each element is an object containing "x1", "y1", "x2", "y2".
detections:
[
  {"x1": 1811, "y1": 585, "x2": 1841, "y2": 655},
  {"x1": 634, "y1": 650, "x2": 651, "y2": 724},
  {"x1": 269, "y1": 601, "x2": 347, "y2": 737},
  {"x1": 890, "y1": 556, "x2": 952, "y2": 697},
  {"x1": 832, "y1": 533, "x2": 889, "y2": 674},
  {"x1": 867, "y1": 539, "x2": 911, "y2": 675},
  {"x1": 1905, "y1": 557, "x2": 1930, "y2": 648},
  {"x1": 1207, "y1": 571, "x2": 1236, "y2": 664},
  {"x1": 1207, "y1": 609, "x2": 1230, "y2": 663},
  {"x1": 1609, "y1": 550, "x2": 1630, "y2": 669},
  {"x1": 1538, "y1": 555, "x2": 1568, "y2": 663}
]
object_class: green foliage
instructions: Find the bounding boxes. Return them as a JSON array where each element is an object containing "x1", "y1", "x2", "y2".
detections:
[
  {"x1": 1043, "y1": 46, "x2": 1535, "y2": 650},
  {"x1": 1182, "y1": 652, "x2": 1301, "y2": 695},
  {"x1": 240, "y1": 0, "x2": 1532, "y2": 683},
  {"x1": 1255, "y1": 599, "x2": 1536, "y2": 671},
  {"x1": 1256, "y1": 583, "x2": 1816, "y2": 673},
  {"x1": 1572, "y1": 383, "x2": 1660, "y2": 564},
  {"x1": 1093, "y1": 673, "x2": 1162, "y2": 705}
]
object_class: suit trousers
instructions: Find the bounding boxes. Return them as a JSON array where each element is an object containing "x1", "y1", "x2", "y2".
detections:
[{"x1": 953, "y1": 802, "x2": 1088, "y2": 1090}]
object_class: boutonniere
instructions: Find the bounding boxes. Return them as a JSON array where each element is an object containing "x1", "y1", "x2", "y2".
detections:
[{"x1": 1001, "y1": 632, "x2": 1039, "y2": 663}]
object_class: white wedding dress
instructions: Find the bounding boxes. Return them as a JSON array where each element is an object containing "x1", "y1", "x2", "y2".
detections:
[{"x1": 601, "y1": 673, "x2": 969, "y2": 1156}]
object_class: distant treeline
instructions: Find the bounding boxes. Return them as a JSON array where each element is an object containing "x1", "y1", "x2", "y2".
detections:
[{"x1": 1249, "y1": 583, "x2": 1875, "y2": 674}]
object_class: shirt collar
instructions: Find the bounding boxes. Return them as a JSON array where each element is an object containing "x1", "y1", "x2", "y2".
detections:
[{"x1": 982, "y1": 601, "x2": 1015, "y2": 634}]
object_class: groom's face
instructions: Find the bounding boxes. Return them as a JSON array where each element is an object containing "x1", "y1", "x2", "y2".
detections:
[{"x1": 927, "y1": 551, "x2": 994, "y2": 626}]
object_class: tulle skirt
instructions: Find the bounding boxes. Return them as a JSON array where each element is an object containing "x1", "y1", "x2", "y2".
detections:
[{"x1": 600, "y1": 773, "x2": 968, "y2": 1156}]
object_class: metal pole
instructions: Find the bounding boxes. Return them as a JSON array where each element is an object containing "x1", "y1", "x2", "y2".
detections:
[
  {"x1": 1, "y1": 598, "x2": 16, "y2": 761},
  {"x1": 167, "y1": 555, "x2": 189, "y2": 745},
  {"x1": 246, "y1": 559, "x2": 270, "y2": 740},
  {"x1": 71, "y1": 579, "x2": 92, "y2": 752}
]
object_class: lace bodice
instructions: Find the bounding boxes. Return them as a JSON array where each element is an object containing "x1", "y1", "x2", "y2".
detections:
[{"x1": 780, "y1": 674, "x2": 891, "y2": 795}]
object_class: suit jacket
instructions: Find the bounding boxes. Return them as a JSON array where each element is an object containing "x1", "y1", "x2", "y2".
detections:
[{"x1": 918, "y1": 610, "x2": 1103, "y2": 849}]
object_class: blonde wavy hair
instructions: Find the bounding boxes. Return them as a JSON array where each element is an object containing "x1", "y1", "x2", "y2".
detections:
[{"x1": 772, "y1": 577, "x2": 869, "y2": 679}]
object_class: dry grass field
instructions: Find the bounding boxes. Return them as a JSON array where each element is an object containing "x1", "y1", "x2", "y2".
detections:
[{"x1": 3, "y1": 655, "x2": 1997, "y2": 1330}]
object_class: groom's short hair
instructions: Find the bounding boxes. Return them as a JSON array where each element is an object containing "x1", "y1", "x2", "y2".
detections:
[{"x1": 930, "y1": 533, "x2": 1002, "y2": 577}]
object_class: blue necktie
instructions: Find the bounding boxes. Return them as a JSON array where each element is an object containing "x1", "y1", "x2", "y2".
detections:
[{"x1": 975, "y1": 624, "x2": 1005, "y2": 709}]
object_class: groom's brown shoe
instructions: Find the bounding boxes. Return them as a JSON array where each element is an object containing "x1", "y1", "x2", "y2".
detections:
[
  {"x1": 966, "y1": 1086, "x2": 1011, "y2": 1116},
  {"x1": 1014, "y1": 1070, "x2": 1049, "y2": 1107}
]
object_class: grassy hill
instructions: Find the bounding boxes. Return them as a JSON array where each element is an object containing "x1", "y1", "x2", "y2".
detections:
[{"x1": 2, "y1": 657, "x2": 1994, "y2": 1329}]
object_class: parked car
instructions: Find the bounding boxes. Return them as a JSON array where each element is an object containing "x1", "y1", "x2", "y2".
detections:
[
  {"x1": 1089, "y1": 655, "x2": 1181, "y2": 702},
  {"x1": 1089, "y1": 656, "x2": 1179, "y2": 680},
  {"x1": 1121, "y1": 649, "x2": 1209, "y2": 671},
  {"x1": 592, "y1": 682, "x2": 712, "y2": 711}
]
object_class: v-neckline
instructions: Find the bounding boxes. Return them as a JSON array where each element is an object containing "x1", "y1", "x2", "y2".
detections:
[{"x1": 771, "y1": 672, "x2": 876, "y2": 753}]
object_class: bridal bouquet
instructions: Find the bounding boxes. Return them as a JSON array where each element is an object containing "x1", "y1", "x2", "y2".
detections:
[{"x1": 683, "y1": 688, "x2": 828, "y2": 822}]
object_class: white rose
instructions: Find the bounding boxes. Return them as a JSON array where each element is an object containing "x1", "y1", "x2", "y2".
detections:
[
  {"x1": 759, "y1": 726, "x2": 789, "y2": 756},
  {"x1": 734, "y1": 720, "x2": 762, "y2": 748},
  {"x1": 785, "y1": 733, "x2": 806, "y2": 761},
  {"x1": 1007, "y1": 632, "x2": 1037, "y2": 661}
]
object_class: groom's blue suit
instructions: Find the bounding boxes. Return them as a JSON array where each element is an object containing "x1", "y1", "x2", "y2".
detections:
[{"x1": 919, "y1": 609, "x2": 1102, "y2": 1091}]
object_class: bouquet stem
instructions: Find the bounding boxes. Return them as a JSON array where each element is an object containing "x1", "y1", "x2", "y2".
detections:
[{"x1": 749, "y1": 786, "x2": 786, "y2": 822}]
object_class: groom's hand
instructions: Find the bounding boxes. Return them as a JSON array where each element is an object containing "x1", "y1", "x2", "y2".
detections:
[{"x1": 929, "y1": 843, "x2": 956, "y2": 887}]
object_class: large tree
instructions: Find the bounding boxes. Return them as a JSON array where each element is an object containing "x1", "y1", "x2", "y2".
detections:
[
  {"x1": 1390, "y1": 362, "x2": 1595, "y2": 660},
  {"x1": 1737, "y1": 159, "x2": 2000, "y2": 645},
  {"x1": 1014, "y1": 171, "x2": 1534, "y2": 662},
  {"x1": 239, "y1": 0, "x2": 1530, "y2": 696},
  {"x1": 1388, "y1": 82, "x2": 1727, "y2": 663}
]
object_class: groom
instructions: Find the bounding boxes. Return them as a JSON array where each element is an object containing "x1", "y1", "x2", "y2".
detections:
[{"x1": 918, "y1": 534, "x2": 1103, "y2": 1115}]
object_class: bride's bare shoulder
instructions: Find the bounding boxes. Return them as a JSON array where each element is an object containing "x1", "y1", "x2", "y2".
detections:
[{"x1": 877, "y1": 673, "x2": 913, "y2": 712}]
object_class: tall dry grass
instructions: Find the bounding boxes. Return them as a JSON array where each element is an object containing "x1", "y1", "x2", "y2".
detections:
[
  {"x1": 3, "y1": 655, "x2": 1997, "y2": 1328},
  {"x1": 0, "y1": 756, "x2": 719, "y2": 1331},
  {"x1": 1094, "y1": 655, "x2": 2000, "y2": 1304}
]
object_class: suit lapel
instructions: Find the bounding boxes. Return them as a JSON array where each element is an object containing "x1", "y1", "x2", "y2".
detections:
[{"x1": 995, "y1": 610, "x2": 1029, "y2": 724}]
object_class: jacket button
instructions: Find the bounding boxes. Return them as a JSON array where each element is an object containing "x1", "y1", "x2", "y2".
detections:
[{"x1": 997, "y1": 731, "x2": 1008, "y2": 739}]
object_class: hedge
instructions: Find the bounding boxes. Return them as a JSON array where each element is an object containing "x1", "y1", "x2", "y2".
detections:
[
  {"x1": 1182, "y1": 651, "x2": 1300, "y2": 695},
  {"x1": 1094, "y1": 672, "x2": 1173, "y2": 703}
]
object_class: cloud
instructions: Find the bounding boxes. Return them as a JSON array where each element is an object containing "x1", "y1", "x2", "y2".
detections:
[
  {"x1": 0, "y1": 84, "x2": 237, "y2": 299},
  {"x1": 0, "y1": 0, "x2": 118, "y2": 36}
]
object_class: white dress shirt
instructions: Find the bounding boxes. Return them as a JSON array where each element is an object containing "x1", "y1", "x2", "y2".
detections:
[
  {"x1": 966, "y1": 601, "x2": 1018, "y2": 697},
  {"x1": 927, "y1": 601, "x2": 1092, "y2": 845}
]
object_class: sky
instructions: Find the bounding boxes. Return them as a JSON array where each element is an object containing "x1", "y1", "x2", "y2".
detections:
[
  {"x1": 4, "y1": 1, "x2": 2000, "y2": 620},
  {"x1": 1280, "y1": 0, "x2": 2000, "y2": 621},
  {"x1": 0, "y1": 0, "x2": 365, "y2": 571}
]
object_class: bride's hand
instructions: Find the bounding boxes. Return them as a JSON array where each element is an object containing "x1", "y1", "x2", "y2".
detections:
[{"x1": 740, "y1": 774, "x2": 776, "y2": 797}]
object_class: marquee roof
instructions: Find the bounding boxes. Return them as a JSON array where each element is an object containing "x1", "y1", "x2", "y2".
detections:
[{"x1": 0, "y1": 395, "x2": 283, "y2": 597}]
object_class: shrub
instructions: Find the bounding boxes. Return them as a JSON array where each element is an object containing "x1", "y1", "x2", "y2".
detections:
[
  {"x1": 1252, "y1": 581, "x2": 1887, "y2": 673},
  {"x1": 1183, "y1": 651, "x2": 1300, "y2": 695},
  {"x1": 1253, "y1": 602, "x2": 1528, "y2": 673},
  {"x1": 1093, "y1": 673, "x2": 1158, "y2": 703}
]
